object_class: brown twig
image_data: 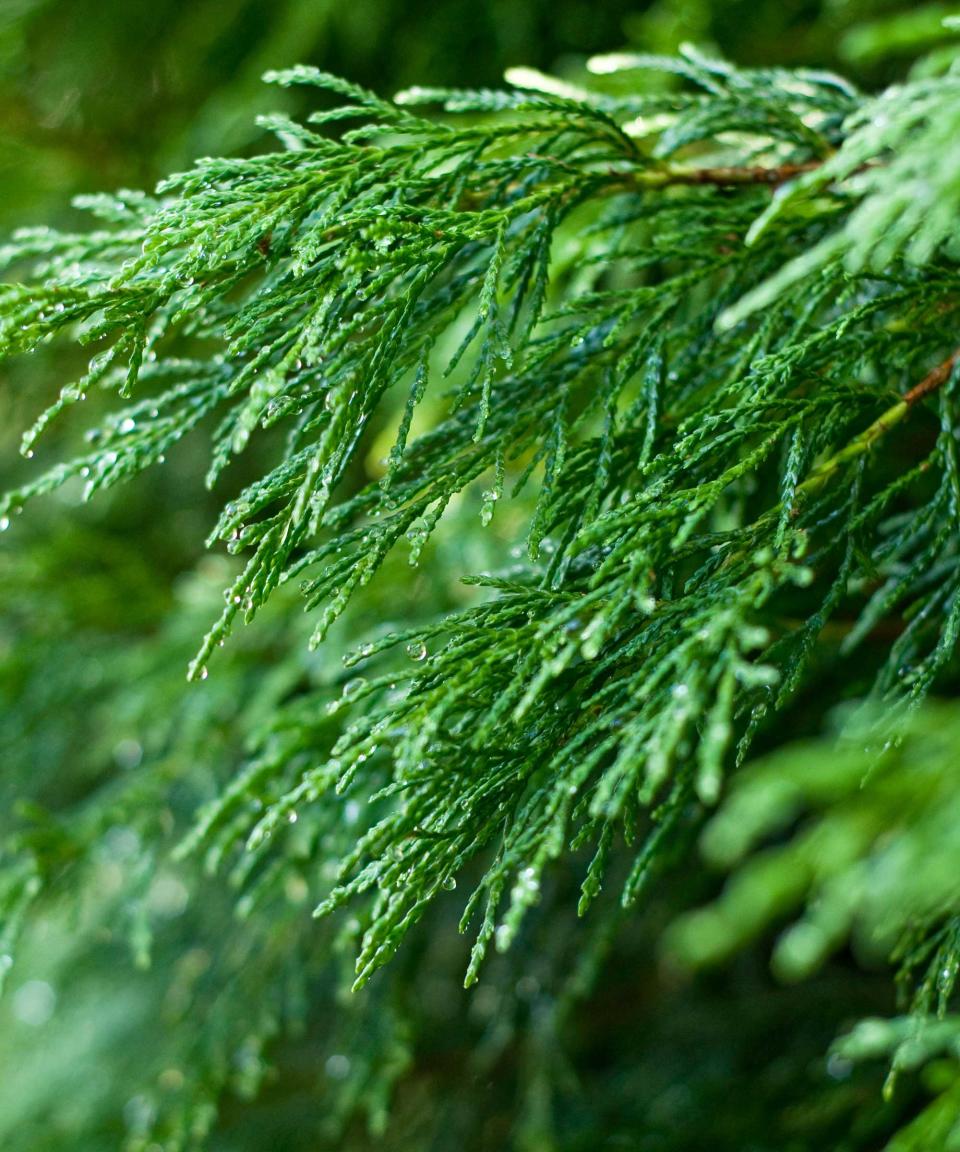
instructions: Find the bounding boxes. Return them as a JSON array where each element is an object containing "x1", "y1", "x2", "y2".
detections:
[
  {"x1": 653, "y1": 161, "x2": 823, "y2": 187},
  {"x1": 799, "y1": 350, "x2": 960, "y2": 496},
  {"x1": 904, "y1": 352, "x2": 959, "y2": 406},
  {"x1": 619, "y1": 157, "x2": 884, "y2": 192}
]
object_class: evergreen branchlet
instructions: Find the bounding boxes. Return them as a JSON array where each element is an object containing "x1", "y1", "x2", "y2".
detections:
[{"x1": 4, "y1": 39, "x2": 960, "y2": 1148}]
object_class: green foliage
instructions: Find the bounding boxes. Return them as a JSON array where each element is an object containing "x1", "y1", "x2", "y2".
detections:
[
  {"x1": 4, "y1": 16, "x2": 960, "y2": 1152},
  {"x1": 670, "y1": 702, "x2": 960, "y2": 1143}
]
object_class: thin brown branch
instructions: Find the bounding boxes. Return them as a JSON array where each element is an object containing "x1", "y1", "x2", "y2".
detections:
[
  {"x1": 656, "y1": 161, "x2": 824, "y2": 187},
  {"x1": 904, "y1": 352, "x2": 959, "y2": 406},
  {"x1": 799, "y1": 350, "x2": 960, "y2": 497},
  {"x1": 621, "y1": 157, "x2": 882, "y2": 192}
]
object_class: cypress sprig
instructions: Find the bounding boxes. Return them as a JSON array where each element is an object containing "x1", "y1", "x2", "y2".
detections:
[{"x1": 4, "y1": 40, "x2": 960, "y2": 1142}]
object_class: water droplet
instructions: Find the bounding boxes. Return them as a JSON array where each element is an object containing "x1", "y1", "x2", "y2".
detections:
[
  {"x1": 287, "y1": 811, "x2": 298, "y2": 824},
  {"x1": 826, "y1": 1053, "x2": 853, "y2": 1081},
  {"x1": 342, "y1": 677, "x2": 367, "y2": 700},
  {"x1": 325, "y1": 1054, "x2": 351, "y2": 1080},
  {"x1": 441, "y1": 875, "x2": 457, "y2": 891},
  {"x1": 480, "y1": 488, "x2": 499, "y2": 526},
  {"x1": 119, "y1": 417, "x2": 135, "y2": 434},
  {"x1": 12, "y1": 980, "x2": 56, "y2": 1027},
  {"x1": 158, "y1": 1067, "x2": 184, "y2": 1091},
  {"x1": 343, "y1": 642, "x2": 374, "y2": 668},
  {"x1": 514, "y1": 866, "x2": 540, "y2": 899},
  {"x1": 199, "y1": 666, "x2": 209, "y2": 681},
  {"x1": 405, "y1": 641, "x2": 427, "y2": 662},
  {"x1": 123, "y1": 1093, "x2": 155, "y2": 1135},
  {"x1": 113, "y1": 739, "x2": 143, "y2": 770},
  {"x1": 0, "y1": 517, "x2": 8, "y2": 532}
]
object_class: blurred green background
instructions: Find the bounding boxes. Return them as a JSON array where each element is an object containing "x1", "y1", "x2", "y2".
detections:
[
  {"x1": 1, "y1": 2, "x2": 957, "y2": 1149},
  {"x1": 2, "y1": 0, "x2": 951, "y2": 233}
]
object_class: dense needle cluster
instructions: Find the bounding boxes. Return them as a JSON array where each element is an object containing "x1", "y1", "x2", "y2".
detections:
[{"x1": 4, "y1": 37, "x2": 960, "y2": 1150}]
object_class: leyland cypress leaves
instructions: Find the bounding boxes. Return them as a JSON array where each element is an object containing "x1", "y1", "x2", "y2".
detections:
[{"x1": 5, "y1": 33, "x2": 960, "y2": 1150}]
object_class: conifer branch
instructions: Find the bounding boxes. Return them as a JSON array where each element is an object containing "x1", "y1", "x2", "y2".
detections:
[
  {"x1": 3, "y1": 42, "x2": 960, "y2": 1146},
  {"x1": 800, "y1": 350, "x2": 959, "y2": 495}
]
